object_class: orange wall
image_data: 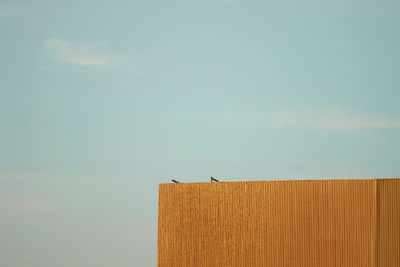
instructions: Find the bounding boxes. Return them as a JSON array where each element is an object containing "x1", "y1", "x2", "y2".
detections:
[
  {"x1": 377, "y1": 179, "x2": 400, "y2": 266},
  {"x1": 158, "y1": 179, "x2": 398, "y2": 267}
]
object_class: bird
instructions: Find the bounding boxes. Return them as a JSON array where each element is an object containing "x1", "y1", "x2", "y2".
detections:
[
  {"x1": 210, "y1": 176, "x2": 219, "y2": 182},
  {"x1": 171, "y1": 180, "x2": 180, "y2": 183}
]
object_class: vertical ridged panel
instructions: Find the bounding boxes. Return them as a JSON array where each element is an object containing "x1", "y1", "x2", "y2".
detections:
[
  {"x1": 377, "y1": 179, "x2": 400, "y2": 266},
  {"x1": 158, "y1": 179, "x2": 377, "y2": 267}
]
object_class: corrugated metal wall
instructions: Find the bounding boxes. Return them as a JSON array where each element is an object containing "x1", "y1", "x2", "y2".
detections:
[
  {"x1": 377, "y1": 179, "x2": 400, "y2": 266},
  {"x1": 158, "y1": 179, "x2": 398, "y2": 267}
]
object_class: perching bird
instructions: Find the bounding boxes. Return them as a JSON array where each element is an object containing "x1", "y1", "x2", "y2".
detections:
[
  {"x1": 210, "y1": 176, "x2": 219, "y2": 182},
  {"x1": 171, "y1": 180, "x2": 180, "y2": 183}
]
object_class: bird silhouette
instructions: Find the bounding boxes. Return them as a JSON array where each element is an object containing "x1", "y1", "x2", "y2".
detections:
[{"x1": 211, "y1": 177, "x2": 219, "y2": 182}]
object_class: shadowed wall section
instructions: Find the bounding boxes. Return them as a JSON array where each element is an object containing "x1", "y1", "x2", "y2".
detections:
[
  {"x1": 377, "y1": 179, "x2": 400, "y2": 266},
  {"x1": 158, "y1": 179, "x2": 399, "y2": 267}
]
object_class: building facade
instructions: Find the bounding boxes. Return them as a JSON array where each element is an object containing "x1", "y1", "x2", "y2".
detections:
[{"x1": 158, "y1": 179, "x2": 400, "y2": 266}]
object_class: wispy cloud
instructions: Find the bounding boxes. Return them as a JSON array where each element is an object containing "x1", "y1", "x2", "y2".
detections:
[
  {"x1": 44, "y1": 39, "x2": 111, "y2": 66},
  {"x1": 172, "y1": 107, "x2": 400, "y2": 132},
  {"x1": 42, "y1": 38, "x2": 153, "y2": 74},
  {"x1": 270, "y1": 107, "x2": 400, "y2": 131}
]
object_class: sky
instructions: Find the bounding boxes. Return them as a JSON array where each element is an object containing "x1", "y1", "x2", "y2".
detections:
[{"x1": 1, "y1": 0, "x2": 399, "y2": 266}]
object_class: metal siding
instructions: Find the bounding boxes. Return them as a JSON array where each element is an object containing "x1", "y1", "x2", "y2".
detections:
[
  {"x1": 158, "y1": 179, "x2": 388, "y2": 267},
  {"x1": 377, "y1": 179, "x2": 400, "y2": 266}
]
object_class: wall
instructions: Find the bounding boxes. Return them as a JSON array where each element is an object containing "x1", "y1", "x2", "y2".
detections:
[
  {"x1": 377, "y1": 179, "x2": 400, "y2": 266},
  {"x1": 157, "y1": 179, "x2": 393, "y2": 266}
]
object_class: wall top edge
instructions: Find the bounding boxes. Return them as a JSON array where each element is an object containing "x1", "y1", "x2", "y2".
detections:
[{"x1": 159, "y1": 178, "x2": 400, "y2": 186}]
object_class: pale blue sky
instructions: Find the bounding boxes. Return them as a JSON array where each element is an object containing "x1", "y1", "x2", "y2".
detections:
[{"x1": 1, "y1": 0, "x2": 399, "y2": 266}]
